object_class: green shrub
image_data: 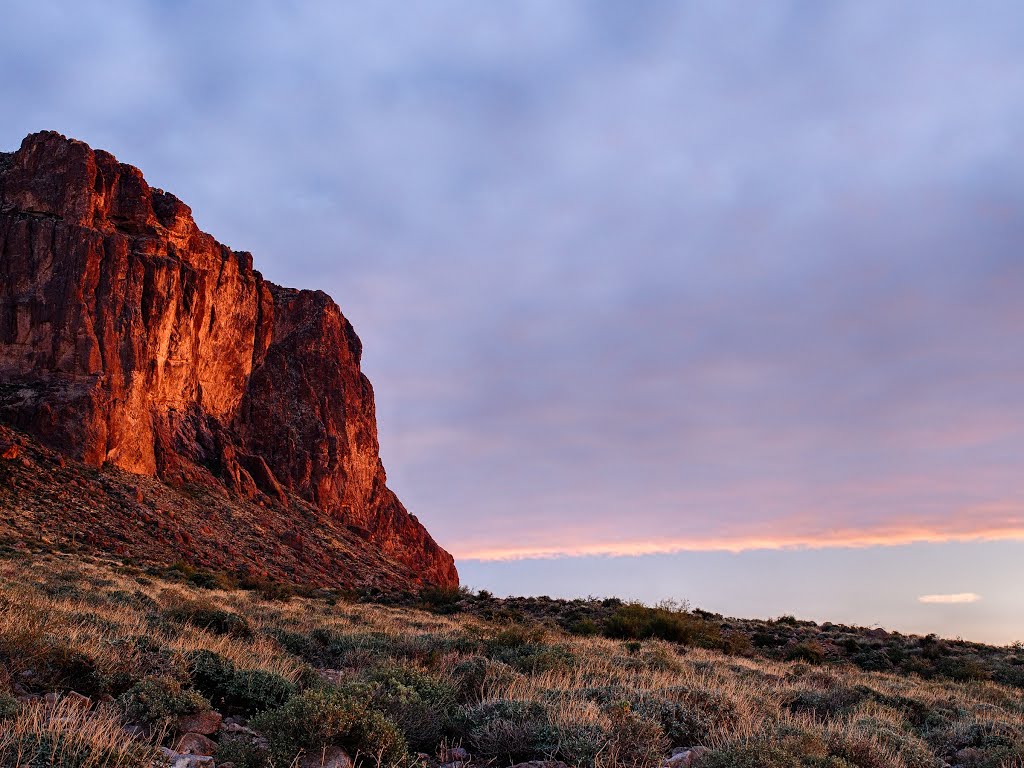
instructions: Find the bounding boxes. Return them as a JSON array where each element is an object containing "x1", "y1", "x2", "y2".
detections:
[
  {"x1": 602, "y1": 701, "x2": 670, "y2": 766},
  {"x1": 604, "y1": 603, "x2": 705, "y2": 645},
  {"x1": 458, "y1": 699, "x2": 550, "y2": 764},
  {"x1": 568, "y1": 618, "x2": 601, "y2": 636},
  {"x1": 215, "y1": 735, "x2": 271, "y2": 768},
  {"x1": 0, "y1": 691, "x2": 19, "y2": 721},
  {"x1": 118, "y1": 676, "x2": 209, "y2": 723},
  {"x1": 419, "y1": 584, "x2": 470, "y2": 614},
  {"x1": 253, "y1": 688, "x2": 407, "y2": 767},
  {"x1": 163, "y1": 602, "x2": 253, "y2": 638},
  {"x1": 357, "y1": 665, "x2": 458, "y2": 751},
  {"x1": 786, "y1": 641, "x2": 826, "y2": 664},
  {"x1": 701, "y1": 741, "x2": 802, "y2": 768},
  {"x1": 451, "y1": 656, "x2": 521, "y2": 703},
  {"x1": 187, "y1": 650, "x2": 295, "y2": 713},
  {"x1": 0, "y1": 629, "x2": 101, "y2": 696},
  {"x1": 540, "y1": 721, "x2": 608, "y2": 765}
]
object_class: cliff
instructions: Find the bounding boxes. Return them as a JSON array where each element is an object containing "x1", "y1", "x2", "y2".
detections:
[{"x1": 0, "y1": 131, "x2": 457, "y2": 589}]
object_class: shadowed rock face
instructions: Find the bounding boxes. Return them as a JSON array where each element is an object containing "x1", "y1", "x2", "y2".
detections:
[{"x1": 0, "y1": 131, "x2": 457, "y2": 588}]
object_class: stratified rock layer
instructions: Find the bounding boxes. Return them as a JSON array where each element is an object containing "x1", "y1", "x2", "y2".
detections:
[{"x1": 0, "y1": 131, "x2": 456, "y2": 589}]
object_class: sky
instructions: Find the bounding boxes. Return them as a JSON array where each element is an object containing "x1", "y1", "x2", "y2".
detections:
[{"x1": 2, "y1": 2, "x2": 1023, "y2": 643}]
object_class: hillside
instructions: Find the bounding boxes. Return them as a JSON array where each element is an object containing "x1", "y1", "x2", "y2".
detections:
[
  {"x1": 0, "y1": 131, "x2": 455, "y2": 590},
  {"x1": 1, "y1": 552, "x2": 1022, "y2": 768}
]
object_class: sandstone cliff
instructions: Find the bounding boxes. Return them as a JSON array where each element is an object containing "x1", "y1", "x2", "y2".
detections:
[{"x1": 0, "y1": 131, "x2": 457, "y2": 589}]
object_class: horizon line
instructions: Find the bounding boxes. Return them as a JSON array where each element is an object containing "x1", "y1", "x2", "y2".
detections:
[{"x1": 453, "y1": 525, "x2": 1024, "y2": 562}]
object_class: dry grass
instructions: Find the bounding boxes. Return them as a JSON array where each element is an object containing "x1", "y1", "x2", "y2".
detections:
[
  {"x1": 0, "y1": 696, "x2": 158, "y2": 768},
  {"x1": 1, "y1": 552, "x2": 1023, "y2": 767}
]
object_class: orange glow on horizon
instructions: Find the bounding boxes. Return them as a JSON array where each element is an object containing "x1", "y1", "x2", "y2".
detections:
[{"x1": 453, "y1": 522, "x2": 1024, "y2": 562}]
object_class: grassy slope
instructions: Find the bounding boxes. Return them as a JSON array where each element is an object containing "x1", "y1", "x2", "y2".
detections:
[{"x1": 1, "y1": 554, "x2": 1023, "y2": 768}]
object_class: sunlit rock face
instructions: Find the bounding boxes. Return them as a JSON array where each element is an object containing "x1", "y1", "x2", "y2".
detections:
[{"x1": 0, "y1": 131, "x2": 457, "y2": 588}]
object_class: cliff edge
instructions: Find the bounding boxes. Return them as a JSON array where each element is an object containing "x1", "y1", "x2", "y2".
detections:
[{"x1": 0, "y1": 131, "x2": 457, "y2": 589}]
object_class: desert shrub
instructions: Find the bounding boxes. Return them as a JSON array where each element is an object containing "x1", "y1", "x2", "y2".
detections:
[
  {"x1": 162, "y1": 601, "x2": 253, "y2": 638},
  {"x1": 936, "y1": 655, "x2": 991, "y2": 682},
  {"x1": 543, "y1": 721, "x2": 608, "y2": 766},
  {"x1": 215, "y1": 735, "x2": 271, "y2": 768},
  {"x1": 604, "y1": 603, "x2": 703, "y2": 645},
  {"x1": 118, "y1": 676, "x2": 209, "y2": 724},
  {"x1": 786, "y1": 640, "x2": 826, "y2": 664},
  {"x1": 269, "y1": 628, "x2": 324, "y2": 664},
  {"x1": 344, "y1": 665, "x2": 459, "y2": 752},
  {"x1": 18, "y1": 641, "x2": 100, "y2": 695},
  {"x1": 606, "y1": 702, "x2": 670, "y2": 767},
  {"x1": 490, "y1": 641, "x2": 576, "y2": 675},
  {"x1": 994, "y1": 664, "x2": 1024, "y2": 688},
  {"x1": 701, "y1": 741, "x2": 803, "y2": 768},
  {"x1": 229, "y1": 668, "x2": 297, "y2": 713},
  {"x1": 96, "y1": 637, "x2": 189, "y2": 697},
  {"x1": 254, "y1": 688, "x2": 407, "y2": 767},
  {"x1": 419, "y1": 584, "x2": 470, "y2": 614},
  {"x1": 486, "y1": 624, "x2": 546, "y2": 653},
  {"x1": 787, "y1": 686, "x2": 870, "y2": 720},
  {"x1": 0, "y1": 691, "x2": 19, "y2": 721},
  {"x1": 753, "y1": 631, "x2": 786, "y2": 649},
  {"x1": 458, "y1": 699, "x2": 550, "y2": 764},
  {"x1": 105, "y1": 590, "x2": 160, "y2": 612},
  {"x1": 568, "y1": 618, "x2": 601, "y2": 636},
  {"x1": 388, "y1": 631, "x2": 479, "y2": 662},
  {"x1": 187, "y1": 650, "x2": 295, "y2": 713},
  {"x1": 451, "y1": 656, "x2": 522, "y2": 703}
]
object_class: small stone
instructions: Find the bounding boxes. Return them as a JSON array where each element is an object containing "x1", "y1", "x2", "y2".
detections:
[
  {"x1": 1, "y1": 444, "x2": 18, "y2": 460},
  {"x1": 177, "y1": 710, "x2": 222, "y2": 735},
  {"x1": 176, "y1": 733, "x2": 217, "y2": 757}
]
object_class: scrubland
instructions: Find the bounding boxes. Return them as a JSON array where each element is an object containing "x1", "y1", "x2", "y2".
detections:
[{"x1": 1, "y1": 552, "x2": 1022, "y2": 768}]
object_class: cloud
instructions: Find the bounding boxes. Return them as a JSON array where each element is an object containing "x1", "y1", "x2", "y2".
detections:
[
  {"x1": 918, "y1": 593, "x2": 982, "y2": 604},
  {"x1": 3, "y1": 3, "x2": 1024, "y2": 564}
]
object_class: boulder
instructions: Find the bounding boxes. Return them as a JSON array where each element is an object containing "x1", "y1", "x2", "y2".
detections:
[
  {"x1": 176, "y1": 733, "x2": 217, "y2": 757},
  {"x1": 176, "y1": 711, "x2": 222, "y2": 736}
]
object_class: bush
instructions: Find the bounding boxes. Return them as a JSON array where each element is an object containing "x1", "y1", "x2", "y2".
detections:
[
  {"x1": 162, "y1": 602, "x2": 253, "y2": 638},
  {"x1": 703, "y1": 744, "x2": 804, "y2": 768},
  {"x1": 543, "y1": 721, "x2": 608, "y2": 766},
  {"x1": 356, "y1": 665, "x2": 458, "y2": 752},
  {"x1": 118, "y1": 676, "x2": 209, "y2": 723},
  {"x1": 0, "y1": 691, "x2": 19, "y2": 721},
  {"x1": 604, "y1": 603, "x2": 704, "y2": 645},
  {"x1": 254, "y1": 688, "x2": 407, "y2": 767},
  {"x1": 786, "y1": 641, "x2": 826, "y2": 664},
  {"x1": 419, "y1": 585, "x2": 470, "y2": 614},
  {"x1": 458, "y1": 699, "x2": 550, "y2": 764},
  {"x1": 188, "y1": 650, "x2": 295, "y2": 713},
  {"x1": 0, "y1": 637, "x2": 101, "y2": 695},
  {"x1": 215, "y1": 735, "x2": 270, "y2": 768},
  {"x1": 451, "y1": 656, "x2": 521, "y2": 703}
]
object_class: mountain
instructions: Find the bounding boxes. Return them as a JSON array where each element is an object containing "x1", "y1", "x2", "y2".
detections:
[{"x1": 0, "y1": 130, "x2": 457, "y2": 590}]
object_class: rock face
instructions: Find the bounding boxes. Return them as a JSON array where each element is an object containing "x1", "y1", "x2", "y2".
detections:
[{"x1": 0, "y1": 131, "x2": 456, "y2": 588}]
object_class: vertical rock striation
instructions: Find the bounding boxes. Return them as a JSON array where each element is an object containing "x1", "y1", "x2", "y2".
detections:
[{"x1": 0, "y1": 131, "x2": 457, "y2": 588}]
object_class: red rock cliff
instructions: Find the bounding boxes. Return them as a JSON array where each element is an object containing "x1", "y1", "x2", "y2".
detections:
[{"x1": 0, "y1": 131, "x2": 457, "y2": 588}]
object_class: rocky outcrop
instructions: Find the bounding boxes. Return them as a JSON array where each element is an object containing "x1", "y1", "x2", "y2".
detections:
[{"x1": 0, "y1": 131, "x2": 456, "y2": 589}]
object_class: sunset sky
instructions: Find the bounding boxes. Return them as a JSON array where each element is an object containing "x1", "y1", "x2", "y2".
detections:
[{"x1": 3, "y1": 2, "x2": 1023, "y2": 643}]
